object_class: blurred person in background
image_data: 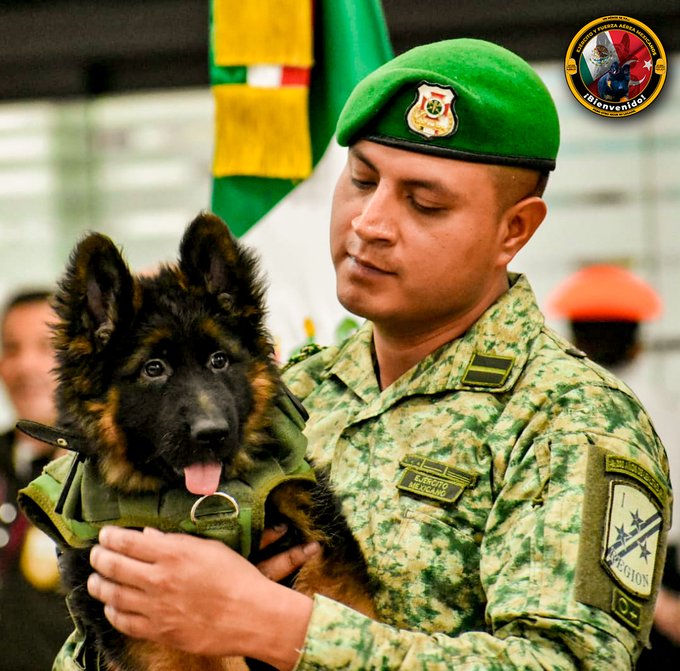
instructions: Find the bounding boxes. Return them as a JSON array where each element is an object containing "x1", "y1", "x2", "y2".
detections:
[
  {"x1": 0, "y1": 290, "x2": 71, "y2": 670},
  {"x1": 548, "y1": 264, "x2": 680, "y2": 668}
]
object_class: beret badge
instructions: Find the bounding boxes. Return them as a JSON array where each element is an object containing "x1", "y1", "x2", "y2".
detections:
[{"x1": 406, "y1": 83, "x2": 458, "y2": 139}]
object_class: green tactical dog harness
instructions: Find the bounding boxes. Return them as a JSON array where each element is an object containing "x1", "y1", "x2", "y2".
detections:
[{"x1": 17, "y1": 388, "x2": 316, "y2": 559}]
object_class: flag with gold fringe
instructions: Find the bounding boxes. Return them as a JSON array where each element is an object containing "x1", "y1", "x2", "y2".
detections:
[
  {"x1": 209, "y1": 0, "x2": 392, "y2": 357},
  {"x1": 211, "y1": 0, "x2": 314, "y2": 182},
  {"x1": 209, "y1": 0, "x2": 393, "y2": 237}
]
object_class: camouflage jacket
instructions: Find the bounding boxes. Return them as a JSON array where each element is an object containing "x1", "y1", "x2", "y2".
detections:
[{"x1": 283, "y1": 274, "x2": 672, "y2": 671}]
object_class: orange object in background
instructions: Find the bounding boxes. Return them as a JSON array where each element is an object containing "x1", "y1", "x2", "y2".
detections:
[{"x1": 546, "y1": 264, "x2": 663, "y2": 322}]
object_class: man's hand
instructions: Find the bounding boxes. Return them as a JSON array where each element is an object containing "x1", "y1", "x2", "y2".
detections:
[
  {"x1": 87, "y1": 526, "x2": 319, "y2": 669},
  {"x1": 257, "y1": 524, "x2": 322, "y2": 581}
]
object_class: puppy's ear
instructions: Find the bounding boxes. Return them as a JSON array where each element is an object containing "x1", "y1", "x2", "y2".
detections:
[
  {"x1": 180, "y1": 211, "x2": 267, "y2": 310},
  {"x1": 54, "y1": 233, "x2": 135, "y2": 351}
]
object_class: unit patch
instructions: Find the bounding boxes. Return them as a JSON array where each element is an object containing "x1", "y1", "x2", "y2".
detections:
[
  {"x1": 602, "y1": 482, "x2": 662, "y2": 597},
  {"x1": 397, "y1": 454, "x2": 476, "y2": 505},
  {"x1": 406, "y1": 83, "x2": 457, "y2": 139},
  {"x1": 575, "y1": 444, "x2": 669, "y2": 641}
]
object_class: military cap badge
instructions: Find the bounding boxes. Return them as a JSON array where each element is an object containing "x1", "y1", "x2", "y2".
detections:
[{"x1": 406, "y1": 83, "x2": 457, "y2": 139}]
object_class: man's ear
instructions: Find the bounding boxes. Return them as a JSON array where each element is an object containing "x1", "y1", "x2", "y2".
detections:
[{"x1": 497, "y1": 196, "x2": 547, "y2": 266}]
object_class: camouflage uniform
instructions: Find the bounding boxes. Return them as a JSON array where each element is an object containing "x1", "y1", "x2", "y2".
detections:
[
  {"x1": 283, "y1": 274, "x2": 672, "y2": 671},
  {"x1": 52, "y1": 274, "x2": 671, "y2": 671}
]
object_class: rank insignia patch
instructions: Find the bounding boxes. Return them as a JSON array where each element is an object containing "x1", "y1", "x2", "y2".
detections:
[
  {"x1": 461, "y1": 352, "x2": 515, "y2": 388},
  {"x1": 602, "y1": 482, "x2": 662, "y2": 597},
  {"x1": 406, "y1": 83, "x2": 458, "y2": 139}
]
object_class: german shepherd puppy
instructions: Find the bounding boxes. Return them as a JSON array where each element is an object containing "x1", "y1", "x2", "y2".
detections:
[{"x1": 22, "y1": 213, "x2": 374, "y2": 671}]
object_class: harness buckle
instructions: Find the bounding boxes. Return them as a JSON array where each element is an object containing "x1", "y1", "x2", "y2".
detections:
[{"x1": 190, "y1": 492, "x2": 240, "y2": 524}]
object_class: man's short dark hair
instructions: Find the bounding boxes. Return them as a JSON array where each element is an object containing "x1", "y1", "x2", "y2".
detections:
[
  {"x1": 533, "y1": 171, "x2": 550, "y2": 198},
  {"x1": 1, "y1": 289, "x2": 53, "y2": 330}
]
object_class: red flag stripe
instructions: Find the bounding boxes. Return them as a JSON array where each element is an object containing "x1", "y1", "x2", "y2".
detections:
[{"x1": 281, "y1": 66, "x2": 311, "y2": 87}]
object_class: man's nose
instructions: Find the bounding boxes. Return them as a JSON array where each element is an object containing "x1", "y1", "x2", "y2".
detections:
[
  {"x1": 11, "y1": 348, "x2": 41, "y2": 373},
  {"x1": 351, "y1": 185, "x2": 397, "y2": 243}
]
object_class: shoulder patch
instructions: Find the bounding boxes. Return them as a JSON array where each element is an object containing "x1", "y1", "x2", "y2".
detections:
[
  {"x1": 602, "y1": 481, "x2": 662, "y2": 598},
  {"x1": 575, "y1": 444, "x2": 670, "y2": 641}
]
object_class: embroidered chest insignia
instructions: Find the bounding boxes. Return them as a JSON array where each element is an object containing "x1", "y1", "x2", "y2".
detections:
[
  {"x1": 406, "y1": 83, "x2": 458, "y2": 139},
  {"x1": 396, "y1": 454, "x2": 476, "y2": 505}
]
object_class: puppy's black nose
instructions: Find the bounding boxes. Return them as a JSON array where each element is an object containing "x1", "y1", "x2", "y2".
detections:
[{"x1": 191, "y1": 418, "x2": 231, "y2": 446}]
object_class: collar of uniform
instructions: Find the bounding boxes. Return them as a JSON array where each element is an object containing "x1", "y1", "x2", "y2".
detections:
[
  {"x1": 325, "y1": 321, "x2": 381, "y2": 403},
  {"x1": 445, "y1": 273, "x2": 544, "y2": 393},
  {"x1": 325, "y1": 274, "x2": 543, "y2": 405}
]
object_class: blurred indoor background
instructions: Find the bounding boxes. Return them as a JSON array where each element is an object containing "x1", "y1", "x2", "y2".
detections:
[{"x1": 0, "y1": 0, "x2": 678, "y2": 423}]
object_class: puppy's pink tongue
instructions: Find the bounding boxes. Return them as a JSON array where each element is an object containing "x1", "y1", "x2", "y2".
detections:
[{"x1": 184, "y1": 462, "x2": 222, "y2": 495}]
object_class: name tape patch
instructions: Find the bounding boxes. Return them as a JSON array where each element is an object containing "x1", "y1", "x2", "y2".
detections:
[{"x1": 397, "y1": 455, "x2": 477, "y2": 504}]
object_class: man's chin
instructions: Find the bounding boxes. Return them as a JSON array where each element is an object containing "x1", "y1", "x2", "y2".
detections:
[
  {"x1": 337, "y1": 295, "x2": 393, "y2": 325},
  {"x1": 337, "y1": 290, "x2": 371, "y2": 320}
]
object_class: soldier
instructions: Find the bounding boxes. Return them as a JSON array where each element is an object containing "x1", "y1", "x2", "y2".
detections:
[
  {"x1": 63, "y1": 39, "x2": 671, "y2": 670},
  {"x1": 0, "y1": 290, "x2": 71, "y2": 671}
]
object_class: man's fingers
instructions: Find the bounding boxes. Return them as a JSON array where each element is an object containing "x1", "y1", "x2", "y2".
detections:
[
  {"x1": 90, "y1": 543, "x2": 158, "y2": 588},
  {"x1": 257, "y1": 541, "x2": 321, "y2": 582},
  {"x1": 260, "y1": 523, "x2": 288, "y2": 549},
  {"x1": 96, "y1": 526, "x2": 167, "y2": 563},
  {"x1": 87, "y1": 572, "x2": 148, "y2": 613},
  {"x1": 102, "y1": 604, "x2": 152, "y2": 640}
]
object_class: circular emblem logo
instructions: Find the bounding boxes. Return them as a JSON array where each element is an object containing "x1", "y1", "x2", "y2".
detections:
[{"x1": 564, "y1": 16, "x2": 667, "y2": 117}]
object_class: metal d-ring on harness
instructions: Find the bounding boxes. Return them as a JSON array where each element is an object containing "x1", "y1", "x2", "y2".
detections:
[{"x1": 190, "y1": 491, "x2": 240, "y2": 523}]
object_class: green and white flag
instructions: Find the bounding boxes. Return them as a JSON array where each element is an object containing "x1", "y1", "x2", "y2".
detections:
[{"x1": 209, "y1": 0, "x2": 393, "y2": 358}]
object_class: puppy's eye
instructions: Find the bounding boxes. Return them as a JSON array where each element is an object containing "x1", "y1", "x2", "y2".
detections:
[
  {"x1": 143, "y1": 359, "x2": 166, "y2": 378},
  {"x1": 209, "y1": 351, "x2": 229, "y2": 370}
]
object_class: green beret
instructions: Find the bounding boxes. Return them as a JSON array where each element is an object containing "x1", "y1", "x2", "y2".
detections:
[{"x1": 337, "y1": 39, "x2": 559, "y2": 171}]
